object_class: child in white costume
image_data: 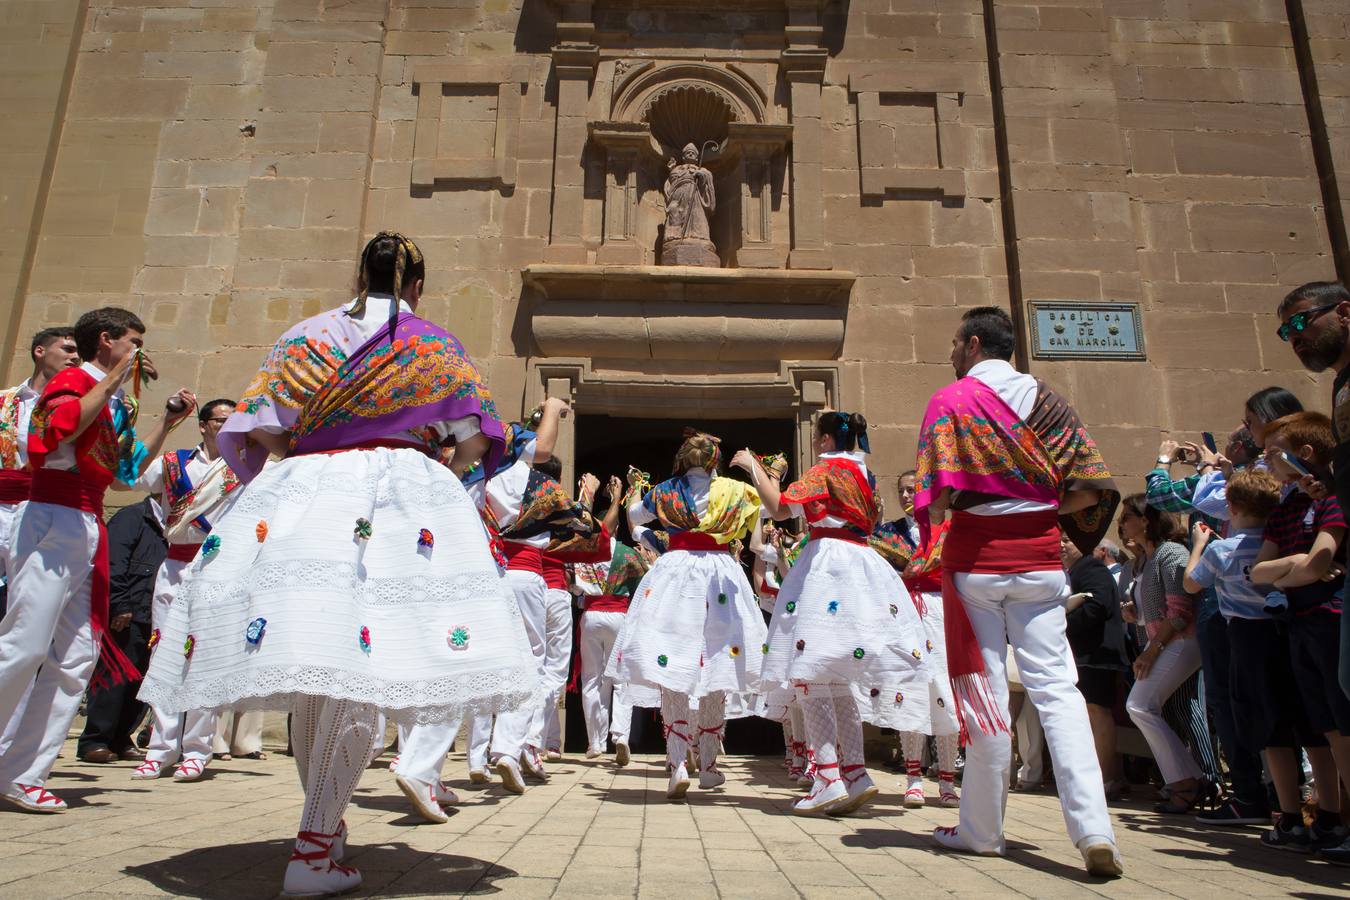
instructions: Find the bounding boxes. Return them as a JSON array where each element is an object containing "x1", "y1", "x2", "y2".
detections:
[
  {"x1": 608, "y1": 430, "x2": 765, "y2": 800},
  {"x1": 735, "y1": 412, "x2": 929, "y2": 817}
]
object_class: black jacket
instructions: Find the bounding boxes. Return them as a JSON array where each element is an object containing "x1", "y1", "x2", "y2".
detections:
[
  {"x1": 1065, "y1": 555, "x2": 1129, "y2": 671},
  {"x1": 107, "y1": 498, "x2": 166, "y2": 624}
]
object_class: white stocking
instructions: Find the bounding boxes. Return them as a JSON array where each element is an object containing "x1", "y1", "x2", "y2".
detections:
[
  {"x1": 697, "y1": 692, "x2": 725, "y2": 773},
  {"x1": 900, "y1": 731, "x2": 926, "y2": 781},
  {"x1": 936, "y1": 733, "x2": 960, "y2": 785},
  {"x1": 796, "y1": 685, "x2": 840, "y2": 787},
  {"x1": 659, "y1": 689, "x2": 693, "y2": 769},
  {"x1": 293, "y1": 696, "x2": 379, "y2": 836},
  {"x1": 831, "y1": 693, "x2": 865, "y2": 785}
]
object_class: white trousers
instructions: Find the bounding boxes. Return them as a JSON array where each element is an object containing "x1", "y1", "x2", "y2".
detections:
[
  {"x1": 395, "y1": 708, "x2": 466, "y2": 785},
  {"x1": 145, "y1": 558, "x2": 218, "y2": 766},
  {"x1": 0, "y1": 501, "x2": 33, "y2": 757},
  {"x1": 466, "y1": 709, "x2": 493, "y2": 771},
  {"x1": 213, "y1": 709, "x2": 266, "y2": 756},
  {"x1": 578, "y1": 609, "x2": 632, "y2": 751},
  {"x1": 1015, "y1": 697, "x2": 1046, "y2": 785},
  {"x1": 538, "y1": 588, "x2": 573, "y2": 751},
  {"x1": 952, "y1": 570, "x2": 1114, "y2": 854},
  {"x1": 1125, "y1": 636, "x2": 1203, "y2": 785},
  {"x1": 484, "y1": 569, "x2": 548, "y2": 760},
  {"x1": 0, "y1": 502, "x2": 100, "y2": 788}
]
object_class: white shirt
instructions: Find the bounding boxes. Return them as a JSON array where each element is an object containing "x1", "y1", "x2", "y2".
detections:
[
  {"x1": 964, "y1": 358, "x2": 1055, "y2": 517},
  {"x1": 786, "y1": 449, "x2": 870, "y2": 527},
  {"x1": 136, "y1": 444, "x2": 215, "y2": 545},
  {"x1": 4, "y1": 378, "x2": 40, "y2": 469},
  {"x1": 40, "y1": 362, "x2": 127, "y2": 473},
  {"x1": 484, "y1": 438, "x2": 550, "y2": 548}
]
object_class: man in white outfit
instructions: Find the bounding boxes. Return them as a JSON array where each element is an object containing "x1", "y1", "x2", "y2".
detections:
[
  {"x1": 131, "y1": 398, "x2": 238, "y2": 784},
  {"x1": 917, "y1": 307, "x2": 1123, "y2": 877},
  {"x1": 0, "y1": 307, "x2": 195, "y2": 813}
]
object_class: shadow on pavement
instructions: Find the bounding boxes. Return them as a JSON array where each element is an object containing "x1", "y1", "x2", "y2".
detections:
[{"x1": 124, "y1": 839, "x2": 519, "y2": 897}]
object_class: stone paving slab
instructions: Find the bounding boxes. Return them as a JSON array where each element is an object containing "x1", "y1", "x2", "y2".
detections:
[{"x1": 0, "y1": 741, "x2": 1345, "y2": 898}]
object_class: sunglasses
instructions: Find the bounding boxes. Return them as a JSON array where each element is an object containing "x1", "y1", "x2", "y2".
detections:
[{"x1": 1277, "y1": 302, "x2": 1339, "y2": 341}]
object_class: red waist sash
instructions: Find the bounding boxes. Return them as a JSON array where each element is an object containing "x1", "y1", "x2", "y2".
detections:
[
  {"x1": 0, "y1": 469, "x2": 31, "y2": 504},
  {"x1": 167, "y1": 543, "x2": 202, "y2": 563},
  {"x1": 668, "y1": 531, "x2": 724, "y2": 552},
  {"x1": 942, "y1": 509, "x2": 1061, "y2": 575},
  {"x1": 541, "y1": 555, "x2": 568, "y2": 591},
  {"x1": 809, "y1": 527, "x2": 867, "y2": 546},
  {"x1": 505, "y1": 541, "x2": 545, "y2": 575},
  {"x1": 28, "y1": 468, "x2": 139, "y2": 688},
  {"x1": 585, "y1": 594, "x2": 630, "y2": 613}
]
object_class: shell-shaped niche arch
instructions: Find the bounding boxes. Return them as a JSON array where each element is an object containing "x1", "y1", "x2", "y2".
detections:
[{"x1": 610, "y1": 61, "x2": 769, "y2": 158}]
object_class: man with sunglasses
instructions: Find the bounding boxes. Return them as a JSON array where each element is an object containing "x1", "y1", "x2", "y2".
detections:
[{"x1": 1275, "y1": 280, "x2": 1350, "y2": 867}]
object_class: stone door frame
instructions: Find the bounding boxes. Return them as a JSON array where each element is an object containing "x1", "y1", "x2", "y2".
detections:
[{"x1": 525, "y1": 357, "x2": 839, "y2": 489}]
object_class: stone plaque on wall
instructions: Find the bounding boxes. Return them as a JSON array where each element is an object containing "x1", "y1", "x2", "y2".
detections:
[{"x1": 1028, "y1": 301, "x2": 1146, "y2": 361}]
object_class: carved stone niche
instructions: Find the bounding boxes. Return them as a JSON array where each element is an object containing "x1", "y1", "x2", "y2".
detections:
[
  {"x1": 589, "y1": 61, "x2": 791, "y2": 268},
  {"x1": 848, "y1": 70, "x2": 992, "y2": 202}
]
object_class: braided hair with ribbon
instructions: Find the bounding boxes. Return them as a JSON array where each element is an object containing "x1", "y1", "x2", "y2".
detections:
[
  {"x1": 817, "y1": 411, "x2": 870, "y2": 454},
  {"x1": 672, "y1": 426, "x2": 722, "y2": 475},
  {"x1": 350, "y1": 231, "x2": 426, "y2": 334}
]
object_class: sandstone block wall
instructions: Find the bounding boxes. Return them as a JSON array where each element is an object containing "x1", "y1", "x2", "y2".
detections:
[{"x1": 4, "y1": 0, "x2": 1346, "y2": 516}]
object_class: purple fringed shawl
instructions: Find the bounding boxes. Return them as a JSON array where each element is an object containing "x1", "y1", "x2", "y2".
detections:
[{"x1": 219, "y1": 308, "x2": 504, "y2": 482}]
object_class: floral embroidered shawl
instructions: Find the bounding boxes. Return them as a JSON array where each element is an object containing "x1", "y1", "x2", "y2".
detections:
[
  {"x1": 869, "y1": 520, "x2": 915, "y2": 572},
  {"x1": 642, "y1": 474, "x2": 761, "y2": 545},
  {"x1": 914, "y1": 375, "x2": 1117, "y2": 555},
  {"x1": 782, "y1": 457, "x2": 879, "y2": 536},
  {"x1": 220, "y1": 307, "x2": 504, "y2": 482}
]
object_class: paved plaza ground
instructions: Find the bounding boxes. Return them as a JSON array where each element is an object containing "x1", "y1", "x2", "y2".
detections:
[{"x1": 0, "y1": 740, "x2": 1345, "y2": 899}]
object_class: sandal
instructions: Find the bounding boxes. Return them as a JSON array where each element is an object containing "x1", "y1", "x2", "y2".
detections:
[
  {"x1": 238, "y1": 751, "x2": 267, "y2": 760},
  {"x1": 1154, "y1": 784, "x2": 1200, "y2": 814}
]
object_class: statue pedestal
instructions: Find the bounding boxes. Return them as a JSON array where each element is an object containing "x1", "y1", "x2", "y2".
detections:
[{"x1": 660, "y1": 238, "x2": 719, "y2": 267}]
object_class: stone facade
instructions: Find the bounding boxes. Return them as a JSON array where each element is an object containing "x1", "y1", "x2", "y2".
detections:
[{"x1": 5, "y1": 0, "x2": 1349, "y2": 510}]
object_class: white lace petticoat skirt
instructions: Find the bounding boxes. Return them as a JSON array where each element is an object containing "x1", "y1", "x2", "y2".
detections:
[
  {"x1": 759, "y1": 536, "x2": 931, "y2": 733},
  {"x1": 606, "y1": 548, "x2": 767, "y2": 698},
  {"x1": 138, "y1": 447, "x2": 541, "y2": 726},
  {"x1": 854, "y1": 590, "x2": 959, "y2": 735}
]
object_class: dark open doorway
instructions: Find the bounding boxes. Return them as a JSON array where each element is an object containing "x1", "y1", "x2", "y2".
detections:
[{"x1": 563, "y1": 414, "x2": 796, "y2": 756}]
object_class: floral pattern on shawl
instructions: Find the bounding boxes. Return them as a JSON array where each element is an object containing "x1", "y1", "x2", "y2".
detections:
[
  {"x1": 782, "y1": 458, "x2": 880, "y2": 538},
  {"x1": 869, "y1": 520, "x2": 915, "y2": 572},
  {"x1": 643, "y1": 474, "x2": 761, "y2": 545},
  {"x1": 237, "y1": 336, "x2": 347, "y2": 416}
]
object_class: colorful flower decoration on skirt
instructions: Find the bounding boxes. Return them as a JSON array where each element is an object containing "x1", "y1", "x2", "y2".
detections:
[
  {"x1": 785, "y1": 600, "x2": 797, "y2": 613},
  {"x1": 869, "y1": 688, "x2": 880, "y2": 697},
  {"x1": 761, "y1": 643, "x2": 769, "y2": 654},
  {"x1": 717, "y1": 592, "x2": 727, "y2": 605},
  {"x1": 657, "y1": 654, "x2": 669, "y2": 667},
  {"x1": 926, "y1": 639, "x2": 934, "y2": 652},
  {"x1": 448, "y1": 626, "x2": 470, "y2": 650},
  {"x1": 894, "y1": 691, "x2": 904, "y2": 703},
  {"x1": 202, "y1": 535, "x2": 221, "y2": 559},
  {"x1": 184, "y1": 635, "x2": 196, "y2": 659},
  {"x1": 354, "y1": 518, "x2": 373, "y2": 541},
  {"x1": 937, "y1": 698, "x2": 946, "y2": 707},
  {"x1": 730, "y1": 645, "x2": 741, "y2": 656},
  {"x1": 245, "y1": 617, "x2": 267, "y2": 646},
  {"x1": 147, "y1": 628, "x2": 161, "y2": 651},
  {"x1": 889, "y1": 603, "x2": 898, "y2": 617},
  {"x1": 827, "y1": 600, "x2": 839, "y2": 614},
  {"x1": 255, "y1": 521, "x2": 268, "y2": 543},
  {"x1": 359, "y1": 626, "x2": 372, "y2": 655},
  {"x1": 796, "y1": 639, "x2": 806, "y2": 651},
  {"x1": 417, "y1": 528, "x2": 434, "y2": 550},
  {"x1": 853, "y1": 647, "x2": 866, "y2": 659},
  {"x1": 911, "y1": 648, "x2": 922, "y2": 660}
]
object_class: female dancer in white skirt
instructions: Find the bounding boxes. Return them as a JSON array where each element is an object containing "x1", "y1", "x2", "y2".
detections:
[
  {"x1": 608, "y1": 430, "x2": 765, "y2": 800},
  {"x1": 866, "y1": 515, "x2": 961, "y2": 808},
  {"x1": 139, "y1": 233, "x2": 540, "y2": 897},
  {"x1": 733, "y1": 412, "x2": 930, "y2": 816}
]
